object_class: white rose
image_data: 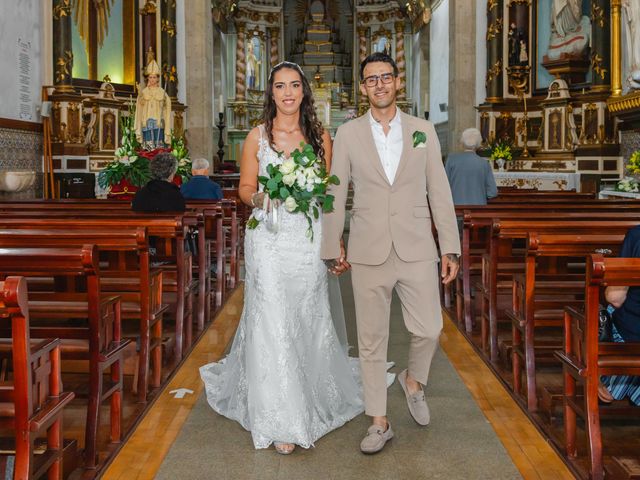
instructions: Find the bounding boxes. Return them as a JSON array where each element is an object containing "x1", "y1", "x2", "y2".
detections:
[
  {"x1": 314, "y1": 177, "x2": 322, "y2": 184},
  {"x1": 284, "y1": 196, "x2": 298, "y2": 212},
  {"x1": 296, "y1": 173, "x2": 307, "y2": 188},
  {"x1": 304, "y1": 167, "x2": 317, "y2": 179},
  {"x1": 282, "y1": 173, "x2": 297, "y2": 187},
  {"x1": 306, "y1": 183, "x2": 314, "y2": 192},
  {"x1": 279, "y1": 158, "x2": 296, "y2": 175}
]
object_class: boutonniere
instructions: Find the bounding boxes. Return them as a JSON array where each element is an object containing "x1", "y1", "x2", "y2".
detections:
[{"x1": 413, "y1": 130, "x2": 427, "y2": 148}]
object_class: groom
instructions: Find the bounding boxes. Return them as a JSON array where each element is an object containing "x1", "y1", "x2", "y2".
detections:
[{"x1": 321, "y1": 52, "x2": 460, "y2": 454}]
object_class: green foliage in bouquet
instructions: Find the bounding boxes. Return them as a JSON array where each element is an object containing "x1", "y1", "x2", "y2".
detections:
[
  {"x1": 98, "y1": 102, "x2": 150, "y2": 189},
  {"x1": 170, "y1": 131, "x2": 192, "y2": 181},
  {"x1": 247, "y1": 142, "x2": 340, "y2": 240},
  {"x1": 489, "y1": 137, "x2": 513, "y2": 162}
]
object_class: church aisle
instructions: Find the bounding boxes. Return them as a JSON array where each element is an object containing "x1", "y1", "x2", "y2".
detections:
[
  {"x1": 102, "y1": 287, "x2": 245, "y2": 480},
  {"x1": 104, "y1": 278, "x2": 572, "y2": 480}
]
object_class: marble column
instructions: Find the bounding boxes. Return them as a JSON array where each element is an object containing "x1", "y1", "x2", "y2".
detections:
[
  {"x1": 161, "y1": 0, "x2": 178, "y2": 99},
  {"x1": 235, "y1": 22, "x2": 246, "y2": 101},
  {"x1": 485, "y1": 0, "x2": 503, "y2": 102},
  {"x1": 269, "y1": 27, "x2": 280, "y2": 69},
  {"x1": 52, "y1": 0, "x2": 73, "y2": 92},
  {"x1": 590, "y1": 0, "x2": 611, "y2": 91},
  {"x1": 395, "y1": 22, "x2": 407, "y2": 101},
  {"x1": 140, "y1": 0, "x2": 158, "y2": 68},
  {"x1": 449, "y1": 0, "x2": 477, "y2": 154},
  {"x1": 184, "y1": 0, "x2": 214, "y2": 161}
]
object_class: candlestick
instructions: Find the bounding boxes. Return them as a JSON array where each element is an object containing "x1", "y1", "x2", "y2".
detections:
[
  {"x1": 219, "y1": 94, "x2": 224, "y2": 113},
  {"x1": 216, "y1": 112, "x2": 226, "y2": 169}
]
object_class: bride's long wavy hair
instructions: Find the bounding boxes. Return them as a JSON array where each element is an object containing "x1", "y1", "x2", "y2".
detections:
[{"x1": 262, "y1": 62, "x2": 325, "y2": 162}]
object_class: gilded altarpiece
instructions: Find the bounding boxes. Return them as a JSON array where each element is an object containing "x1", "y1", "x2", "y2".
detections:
[
  {"x1": 223, "y1": 0, "x2": 421, "y2": 161},
  {"x1": 48, "y1": 0, "x2": 186, "y2": 197},
  {"x1": 479, "y1": 0, "x2": 623, "y2": 186}
]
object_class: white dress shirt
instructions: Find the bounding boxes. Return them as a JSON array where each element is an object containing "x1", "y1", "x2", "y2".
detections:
[{"x1": 369, "y1": 108, "x2": 403, "y2": 184}]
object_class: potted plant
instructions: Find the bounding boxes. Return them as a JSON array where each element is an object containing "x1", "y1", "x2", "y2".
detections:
[
  {"x1": 490, "y1": 137, "x2": 513, "y2": 172},
  {"x1": 98, "y1": 104, "x2": 151, "y2": 200}
]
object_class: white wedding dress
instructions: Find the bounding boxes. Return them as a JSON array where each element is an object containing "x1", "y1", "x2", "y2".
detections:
[{"x1": 199, "y1": 126, "x2": 364, "y2": 449}]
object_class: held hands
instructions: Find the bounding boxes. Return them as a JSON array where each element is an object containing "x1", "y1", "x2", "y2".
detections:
[
  {"x1": 441, "y1": 253, "x2": 459, "y2": 285},
  {"x1": 325, "y1": 238, "x2": 350, "y2": 276}
]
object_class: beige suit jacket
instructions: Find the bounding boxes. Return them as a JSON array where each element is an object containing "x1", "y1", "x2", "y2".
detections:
[{"x1": 321, "y1": 110, "x2": 461, "y2": 265}]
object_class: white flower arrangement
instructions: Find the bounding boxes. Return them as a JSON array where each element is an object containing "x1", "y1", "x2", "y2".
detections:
[{"x1": 616, "y1": 177, "x2": 640, "y2": 193}]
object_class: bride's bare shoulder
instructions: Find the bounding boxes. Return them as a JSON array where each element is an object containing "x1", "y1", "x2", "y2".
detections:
[{"x1": 246, "y1": 125, "x2": 267, "y2": 143}]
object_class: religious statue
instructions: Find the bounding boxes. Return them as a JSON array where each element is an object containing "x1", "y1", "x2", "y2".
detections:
[
  {"x1": 134, "y1": 59, "x2": 172, "y2": 147},
  {"x1": 246, "y1": 40, "x2": 261, "y2": 90},
  {"x1": 508, "y1": 23, "x2": 519, "y2": 66},
  {"x1": 545, "y1": 0, "x2": 590, "y2": 61},
  {"x1": 519, "y1": 40, "x2": 529, "y2": 65},
  {"x1": 623, "y1": 0, "x2": 640, "y2": 89}
]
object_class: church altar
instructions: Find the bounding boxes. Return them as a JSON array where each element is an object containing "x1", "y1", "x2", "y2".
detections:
[
  {"x1": 598, "y1": 189, "x2": 640, "y2": 200},
  {"x1": 493, "y1": 172, "x2": 581, "y2": 191}
]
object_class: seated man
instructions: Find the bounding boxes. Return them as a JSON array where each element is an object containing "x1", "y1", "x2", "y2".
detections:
[
  {"x1": 600, "y1": 225, "x2": 640, "y2": 404},
  {"x1": 180, "y1": 158, "x2": 222, "y2": 200},
  {"x1": 132, "y1": 152, "x2": 186, "y2": 212}
]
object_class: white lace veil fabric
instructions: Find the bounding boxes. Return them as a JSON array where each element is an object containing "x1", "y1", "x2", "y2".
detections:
[{"x1": 328, "y1": 274, "x2": 348, "y2": 353}]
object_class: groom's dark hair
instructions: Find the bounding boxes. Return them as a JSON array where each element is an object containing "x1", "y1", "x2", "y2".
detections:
[{"x1": 359, "y1": 52, "x2": 399, "y2": 81}]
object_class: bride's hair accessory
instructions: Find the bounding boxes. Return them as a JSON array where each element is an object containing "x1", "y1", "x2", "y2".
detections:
[{"x1": 269, "y1": 61, "x2": 305, "y2": 79}]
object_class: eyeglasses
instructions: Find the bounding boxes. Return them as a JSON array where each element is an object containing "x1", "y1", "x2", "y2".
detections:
[{"x1": 362, "y1": 72, "x2": 396, "y2": 88}]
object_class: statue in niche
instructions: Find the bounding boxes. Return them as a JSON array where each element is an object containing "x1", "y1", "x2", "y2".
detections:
[
  {"x1": 508, "y1": 23, "x2": 519, "y2": 66},
  {"x1": 373, "y1": 36, "x2": 390, "y2": 56},
  {"x1": 246, "y1": 37, "x2": 262, "y2": 91},
  {"x1": 519, "y1": 40, "x2": 529, "y2": 65},
  {"x1": 134, "y1": 59, "x2": 172, "y2": 147},
  {"x1": 508, "y1": 23, "x2": 528, "y2": 66},
  {"x1": 623, "y1": 0, "x2": 640, "y2": 89},
  {"x1": 545, "y1": 0, "x2": 590, "y2": 61}
]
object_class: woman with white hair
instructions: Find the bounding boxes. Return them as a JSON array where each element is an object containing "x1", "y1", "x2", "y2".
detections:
[{"x1": 444, "y1": 128, "x2": 498, "y2": 206}]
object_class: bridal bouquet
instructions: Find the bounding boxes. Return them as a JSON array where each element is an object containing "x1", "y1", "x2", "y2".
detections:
[{"x1": 247, "y1": 142, "x2": 340, "y2": 240}]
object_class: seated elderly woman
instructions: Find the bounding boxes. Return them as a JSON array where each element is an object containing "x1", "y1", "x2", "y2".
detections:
[
  {"x1": 445, "y1": 128, "x2": 498, "y2": 206},
  {"x1": 132, "y1": 152, "x2": 186, "y2": 212}
]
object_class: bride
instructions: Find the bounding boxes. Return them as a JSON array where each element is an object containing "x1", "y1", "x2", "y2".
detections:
[{"x1": 200, "y1": 61, "x2": 362, "y2": 454}]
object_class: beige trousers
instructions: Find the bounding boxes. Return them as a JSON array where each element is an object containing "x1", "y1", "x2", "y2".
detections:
[{"x1": 351, "y1": 247, "x2": 442, "y2": 417}]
